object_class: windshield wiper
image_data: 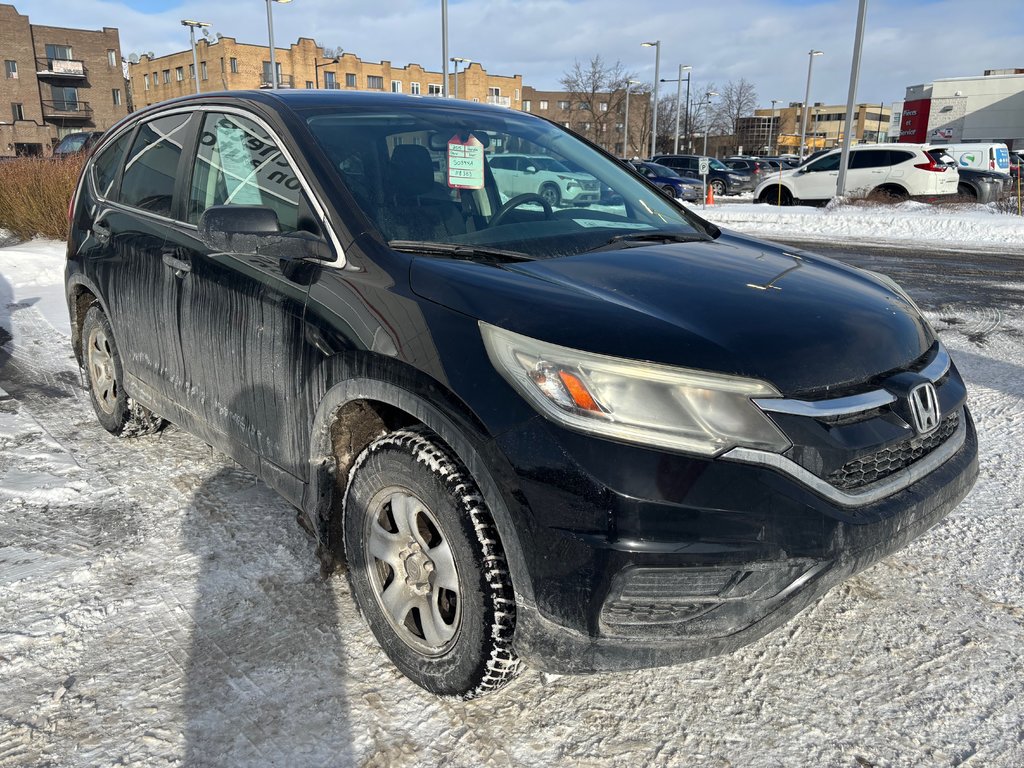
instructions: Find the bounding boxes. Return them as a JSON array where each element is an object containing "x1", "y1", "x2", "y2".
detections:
[
  {"x1": 389, "y1": 240, "x2": 534, "y2": 262},
  {"x1": 587, "y1": 230, "x2": 710, "y2": 253}
]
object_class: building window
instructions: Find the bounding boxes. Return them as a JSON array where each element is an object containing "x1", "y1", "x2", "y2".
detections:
[
  {"x1": 345, "y1": 73, "x2": 356, "y2": 87},
  {"x1": 599, "y1": 102, "x2": 608, "y2": 112},
  {"x1": 188, "y1": 63, "x2": 195, "y2": 79},
  {"x1": 112, "y1": 88, "x2": 121, "y2": 106},
  {"x1": 523, "y1": 100, "x2": 531, "y2": 112},
  {"x1": 488, "y1": 87, "x2": 500, "y2": 97},
  {"x1": 514, "y1": 88, "x2": 520, "y2": 100},
  {"x1": 175, "y1": 67, "x2": 183, "y2": 81},
  {"x1": 201, "y1": 61, "x2": 207, "y2": 80},
  {"x1": 4, "y1": 60, "x2": 17, "y2": 79},
  {"x1": 220, "y1": 57, "x2": 225, "y2": 72},
  {"x1": 153, "y1": 71, "x2": 158, "y2": 84},
  {"x1": 324, "y1": 71, "x2": 337, "y2": 89},
  {"x1": 163, "y1": 69, "x2": 171, "y2": 84},
  {"x1": 428, "y1": 83, "x2": 442, "y2": 95},
  {"x1": 539, "y1": 100, "x2": 548, "y2": 110},
  {"x1": 230, "y1": 57, "x2": 238, "y2": 73},
  {"x1": 12, "y1": 103, "x2": 24, "y2": 121},
  {"x1": 107, "y1": 49, "x2": 117, "y2": 67},
  {"x1": 144, "y1": 74, "x2": 150, "y2": 90},
  {"x1": 305, "y1": 80, "x2": 313, "y2": 89},
  {"x1": 45, "y1": 44, "x2": 73, "y2": 61},
  {"x1": 557, "y1": 100, "x2": 570, "y2": 110},
  {"x1": 367, "y1": 75, "x2": 384, "y2": 90},
  {"x1": 391, "y1": 80, "x2": 402, "y2": 93},
  {"x1": 410, "y1": 81, "x2": 420, "y2": 95}
]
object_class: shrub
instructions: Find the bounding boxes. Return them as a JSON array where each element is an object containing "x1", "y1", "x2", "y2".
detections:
[{"x1": 0, "y1": 155, "x2": 85, "y2": 241}]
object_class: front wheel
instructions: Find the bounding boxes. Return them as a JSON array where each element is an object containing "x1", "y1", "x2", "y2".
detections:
[
  {"x1": 538, "y1": 183, "x2": 561, "y2": 208},
  {"x1": 343, "y1": 428, "x2": 521, "y2": 698},
  {"x1": 760, "y1": 185, "x2": 793, "y2": 206},
  {"x1": 710, "y1": 179, "x2": 727, "y2": 196}
]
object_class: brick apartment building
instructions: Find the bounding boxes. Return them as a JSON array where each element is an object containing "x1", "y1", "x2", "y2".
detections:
[
  {"x1": 521, "y1": 86, "x2": 651, "y2": 157},
  {"x1": 130, "y1": 36, "x2": 522, "y2": 110},
  {"x1": 736, "y1": 103, "x2": 892, "y2": 156},
  {"x1": 0, "y1": 4, "x2": 128, "y2": 157}
]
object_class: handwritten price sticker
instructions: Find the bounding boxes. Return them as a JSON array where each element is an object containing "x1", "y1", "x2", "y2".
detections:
[{"x1": 447, "y1": 134, "x2": 485, "y2": 190}]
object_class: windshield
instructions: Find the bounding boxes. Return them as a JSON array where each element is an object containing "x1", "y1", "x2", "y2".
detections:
[
  {"x1": 56, "y1": 134, "x2": 88, "y2": 153},
  {"x1": 709, "y1": 158, "x2": 729, "y2": 171},
  {"x1": 305, "y1": 102, "x2": 706, "y2": 259}
]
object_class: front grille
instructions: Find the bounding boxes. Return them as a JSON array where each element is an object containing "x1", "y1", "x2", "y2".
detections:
[
  {"x1": 827, "y1": 411, "x2": 959, "y2": 491},
  {"x1": 581, "y1": 181, "x2": 599, "y2": 191}
]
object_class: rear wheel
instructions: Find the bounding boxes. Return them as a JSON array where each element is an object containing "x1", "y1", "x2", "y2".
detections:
[
  {"x1": 343, "y1": 428, "x2": 521, "y2": 698},
  {"x1": 872, "y1": 185, "x2": 909, "y2": 202},
  {"x1": 81, "y1": 305, "x2": 163, "y2": 437}
]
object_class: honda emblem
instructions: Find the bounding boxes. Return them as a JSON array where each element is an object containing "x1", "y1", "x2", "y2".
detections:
[{"x1": 908, "y1": 382, "x2": 940, "y2": 435}]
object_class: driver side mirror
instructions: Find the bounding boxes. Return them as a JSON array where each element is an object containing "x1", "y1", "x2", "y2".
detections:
[
  {"x1": 198, "y1": 205, "x2": 334, "y2": 262},
  {"x1": 524, "y1": 165, "x2": 538, "y2": 174}
]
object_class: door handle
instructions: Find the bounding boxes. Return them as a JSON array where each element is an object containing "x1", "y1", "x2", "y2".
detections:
[{"x1": 161, "y1": 251, "x2": 192, "y2": 275}]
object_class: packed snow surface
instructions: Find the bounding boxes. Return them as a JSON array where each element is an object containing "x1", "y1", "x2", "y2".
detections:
[{"x1": 1, "y1": 226, "x2": 1022, "y2": 766}]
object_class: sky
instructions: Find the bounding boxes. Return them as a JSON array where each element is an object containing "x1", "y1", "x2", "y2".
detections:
[{"x1": 12, "y1": 0, "x2": 1024, "y2": 109}]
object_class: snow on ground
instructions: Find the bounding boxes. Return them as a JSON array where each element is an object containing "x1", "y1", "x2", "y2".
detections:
[
  {"x1": 1, "y1": 234, "x2": 1023, "y2": 767},
  {"x1": 693, "y1": 199, "x2": 1024, "y2": 254}
]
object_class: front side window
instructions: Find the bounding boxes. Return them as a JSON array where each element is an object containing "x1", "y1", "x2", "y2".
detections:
[
  {"x1": 119, "y1": 112, "x2": 190, "y2": 215},
  {"x1": 807, "y1": 153, "x2": 841, "y2": 172},
  {"x1": 188, "y1": 112, "x2": 306, "y2": 232}
]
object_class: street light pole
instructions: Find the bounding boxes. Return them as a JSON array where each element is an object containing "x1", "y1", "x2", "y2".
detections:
[
  {"x1": 181, "y1": 20, "x2": 209, "y2": 94},
  {"x1": 623, "y1": 78, "x2": 639, "y2": 158},
  {"x1": 265, "y1": 0, "x2": 291, "y2": 90},
  {"x1": 641, "y1": 41, "x2": 661, "y2": 157},
  {"x1": 702, "y1": 91, "x2": 718, "y2": 156},
  {"x1": 450, "y1": 57, "x2": 470, "y2": 99},
  {"x1": 441, "y1": 0, "x2": 449, "y2": 97},
  {"x1": 836, "y1": 0, "x2": 869, "y2": 198},
  {"x1": 660, "y1": 64, "x2": 692, "y2": 155},
  {"x1": 770, "y1": 98, "x2": 779, "y2": 155},
  {"x1": 799, "y1": 49, "x2": 823, "y2": 159}
]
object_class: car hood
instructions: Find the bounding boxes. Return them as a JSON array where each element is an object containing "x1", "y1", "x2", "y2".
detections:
[{"x1": 409, "y1": 231, "x2": 934, "y2": 396}]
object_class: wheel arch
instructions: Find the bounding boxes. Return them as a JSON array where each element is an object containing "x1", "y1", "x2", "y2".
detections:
[
  {"x1": 303, "y1": 373, "x2": 537, "y2": 609},
  {"x1": 66, "y1": 274, "x2": 110, "y2": 366}
]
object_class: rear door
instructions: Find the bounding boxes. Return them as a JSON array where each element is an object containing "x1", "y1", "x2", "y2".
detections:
[
  {"x1": 847, "y1": 148, "x2": 890, "y2": 194},
  {"x1": 162, "y1": 109, "x2": 328, "y2": 481},
  {"x1": 86, "y1": 112, "x2": 193, "y2": 409}
]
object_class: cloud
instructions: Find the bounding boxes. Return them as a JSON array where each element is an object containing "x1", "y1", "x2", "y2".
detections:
[{"x1": 14, "y1": 0, "x2": 1024, "y2": 109}]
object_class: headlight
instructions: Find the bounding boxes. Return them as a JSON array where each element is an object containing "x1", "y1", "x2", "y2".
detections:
[{"x1": 480, "y1": 323, "x2": 791, "y2": 456}]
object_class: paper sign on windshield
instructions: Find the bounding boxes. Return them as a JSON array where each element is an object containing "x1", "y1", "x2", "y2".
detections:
[{"x1": 447, "y1": 134, "x2": 484, "y2": 190}]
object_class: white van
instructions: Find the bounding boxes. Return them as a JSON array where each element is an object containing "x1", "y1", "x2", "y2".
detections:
[{"x1": 939, "y1": 143, "x2": 1011, "y2": 176}]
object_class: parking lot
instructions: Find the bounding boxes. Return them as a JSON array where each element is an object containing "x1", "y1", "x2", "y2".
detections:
[{"x1": 1, "y1": 234, "x2": 1022, "y2": 767}]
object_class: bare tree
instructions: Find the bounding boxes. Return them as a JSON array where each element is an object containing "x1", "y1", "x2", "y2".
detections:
[
  {"x1": 712, "y1": 78, "x2": 759, "y2": 136},
  {"x1": 560, "y1": 55, "x2": 638, "y2": 150}
]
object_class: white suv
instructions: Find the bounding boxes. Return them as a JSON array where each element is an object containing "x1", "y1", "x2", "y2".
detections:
[
  {"x1": 755, "y1": 144, "x2": 959, "y2": 205},
  {"x1": 489, "y1": 153, "x2": 601, "y2": 207}
]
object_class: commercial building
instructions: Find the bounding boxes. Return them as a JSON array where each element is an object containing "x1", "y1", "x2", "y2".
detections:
[
  {"x1": 894, "y1": 69, "x2": 1024, "y2": 149},
  {"x1": 521, "y1": 86, "x2": 651, "y2": 156},
  {"x1": 130, "y1": 36, "x2": 522, "y2": 111},
  {"x1": 0, "y1": 4, "x2": 128, "y2": 157},
  {"x1": 737, "y1": 103, "x2": 891, "y2": 156}
]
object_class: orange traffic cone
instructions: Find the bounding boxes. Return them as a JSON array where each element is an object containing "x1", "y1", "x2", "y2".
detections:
[{"x1": 705, "y1": 183, "x2": 715, "y2": 206}]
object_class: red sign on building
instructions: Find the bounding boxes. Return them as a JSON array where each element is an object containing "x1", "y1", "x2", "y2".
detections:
[{"x1": 899, "y1": 98, "x2": 932, "y2": 143}]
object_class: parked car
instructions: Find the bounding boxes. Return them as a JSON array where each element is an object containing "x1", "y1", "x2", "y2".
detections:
[
  {"x1": 650, "y1": 154, "x2": 754, "y2": 195},
  {"x1": 489, "y1": 153, "x2": 600, "y2": 206},
  {"x1": 954, "y1": 167, "x2": 1010, "y2": 203},
  {"x1": 755, "y1": 144, "x2": 960, "y2": 205},
  {"x1": 629, "y1": 160, "x2": 703, "y2": 201},
  {"x1": 67, "y1": 91, "x2": 978, "y2": 698},
  {"x1": 53, "y1": 131, "x2": 104, "y2": 157},
  {"x1": 723, "y1": 156, "x2": 772, "y2": 184},
  {"x1": 760, "y1": 157, "x2": 799, "y2": 172},
  {"x1": 937, "y1": 143, "x2": 1011, "y2": 176}
]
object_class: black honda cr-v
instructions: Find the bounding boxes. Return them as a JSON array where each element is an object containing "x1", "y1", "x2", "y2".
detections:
[{"x1": 66, "y1": 91, "x2": 978, "y2": 698}]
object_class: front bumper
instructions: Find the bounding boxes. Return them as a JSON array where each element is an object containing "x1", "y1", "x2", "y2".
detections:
[{"x1": 501, "y1": 408, "x2": 978, "y2": 674}]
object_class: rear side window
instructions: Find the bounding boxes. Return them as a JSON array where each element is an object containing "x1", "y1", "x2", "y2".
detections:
[
  {"x1": 849, "y1": 150, "x2": 891, "y2": 169},
  {"x1": 91, "y1": 130, "x2": 133, "y2": 199},
  {"x1": 188, "y1": 112, "x2": 306, "y2": 231},
  {"x1": 889, "y1": 150, "x2": 915, "y2": 165},
  {"x1": 119, "y1": 113, "x2": 190, "y2": 216}
]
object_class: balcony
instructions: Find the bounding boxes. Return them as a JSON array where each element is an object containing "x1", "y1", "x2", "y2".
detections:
[
  {"x1": 486, "y1": 94, "x2": 511, "y2": 108},
  {"x1": 259, "y1": 74, "x2": 295, "y2": 89},
  {"x1": 36, "y1": 57, "x2": 88, "y2": 79},
  {"x1": 41, "y1": 100, "x2": 92, "y2": 120}
]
